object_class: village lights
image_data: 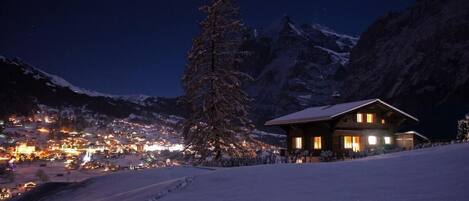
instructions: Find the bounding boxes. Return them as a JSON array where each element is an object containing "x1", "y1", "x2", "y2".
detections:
[
  {"x1": 15, "y1": 143, "x2": 36, "y2": 155},
  {"x1": 44, "y1": 116, "x2": 51, "y2": 123},
  {"x1": 37, "y1": 128, "x2": 50, "y2": 133}
]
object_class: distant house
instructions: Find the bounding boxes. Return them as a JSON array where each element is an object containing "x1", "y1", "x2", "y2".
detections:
[{"x1": 265, "y1": 99, "x2": 424, "y2": 162}]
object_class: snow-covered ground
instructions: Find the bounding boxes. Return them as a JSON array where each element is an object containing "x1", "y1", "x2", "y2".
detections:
[{"x1": 22, "y1": 144, "x2": 469, "y2": 201}]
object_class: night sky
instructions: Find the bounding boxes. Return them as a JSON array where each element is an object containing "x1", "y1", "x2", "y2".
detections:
[{"x1": 0, "y1": 0, "x2": 414, "y2": 97}]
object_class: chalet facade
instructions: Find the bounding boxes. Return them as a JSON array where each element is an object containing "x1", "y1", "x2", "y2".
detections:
[{"x1": 265, "y1": 99, "x2": 423, "y2": 161}]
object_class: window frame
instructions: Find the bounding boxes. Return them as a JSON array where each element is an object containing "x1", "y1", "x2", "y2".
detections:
[
  {"x1": 344, "y1": 136, "x2": 360, "y2": 152},
  {"x1": 366, "y1": 113, "x2": 375, "y2": 123},
  {"x1": 293, "y1": 137, "x2": 303, "y2": 149},
  {"x1": 356, "y1": 113, "x2": 363, "y2": 123},
  {"x1": 384, "y1": 136, "x2": 392, "y2": 145},
  {"x1": 368, "y1": 136, "x2": 377, "y2": 145},
  {"x1": 313, "y1": 136, "x2": 322, "y2": 150}
]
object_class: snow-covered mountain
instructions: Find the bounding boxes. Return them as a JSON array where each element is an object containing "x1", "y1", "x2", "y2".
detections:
[
  {"x1": 16, "y1": 143, "x2": 469, "y2": 201},
  {"x1": 0, "y1": 57, "x2": 183, "y2": 120},
  {"x1": 342, "y1": 0, "x2": 469, "y2": 139},
  {"x1": 239, "y1": 15, "x2": 358, "y2": 127}
]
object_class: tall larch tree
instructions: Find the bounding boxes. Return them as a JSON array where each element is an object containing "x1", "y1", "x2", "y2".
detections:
[{"x1": 182, "y1": 0, "x2": 253, "y2": 163}]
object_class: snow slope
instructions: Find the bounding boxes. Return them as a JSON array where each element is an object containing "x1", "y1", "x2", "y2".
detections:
[
  {"x1": 26, "y1": 167, "x2": 212, "y2": 201},
  {"x1": 15, "y1": 57, "x2": 157, "y2": 103},
  {"x1": 161, "y1": 144, "x2": 469, "y2": 201},
  {"x1": 25, "y1": 144, "x2": 469, "y2": 201}
]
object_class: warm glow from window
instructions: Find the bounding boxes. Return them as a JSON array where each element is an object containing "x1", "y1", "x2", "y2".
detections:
[
  {"x1": 381, "y1": 119, "x2": 385, "y2": 124},
  {"x1": 356, "y1": 113, "x2": 363, "y2": 123},
  {"x1": 366, "y1": 114, "x2": 374, "y2": 123},
  {"x1": 313, "y1": 137, "x2": 321, "y2": 150},
  {"x1": 384, "y1": 136, "x2": 392, "y2": 144},
  {"x1": 293, "y1": 137, "x2": 302, "y2": 149},
  {"x1": 368, "y1": 136, "x2": 377, "y2": 145},
  {"x1": 344, "y1": 136, "x2": 360, "y2": 152}
]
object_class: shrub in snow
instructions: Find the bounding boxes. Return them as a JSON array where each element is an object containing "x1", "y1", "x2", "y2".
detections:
[
  {"x1": 200, "y1": 151, "x2": 283, "y2": 167},
  {"x1": 319, "y1": 151, "x2": 334, "y2": 162}
]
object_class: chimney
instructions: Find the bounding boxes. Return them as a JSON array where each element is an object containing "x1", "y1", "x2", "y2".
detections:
[{"x1": 331, "y1": 91, "x2": 341, "y2": 105}]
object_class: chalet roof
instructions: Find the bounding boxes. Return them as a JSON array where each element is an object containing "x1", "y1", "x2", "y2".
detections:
[
  {"x1": 265, "y1": 99, "x2": 419, "y2": 126},
  {"x1": 396, "y1": 131, "x2": 430, "y2": 142}
]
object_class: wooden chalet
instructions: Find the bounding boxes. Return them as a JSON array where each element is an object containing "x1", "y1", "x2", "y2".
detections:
[{"x1": 265, "y1": 99, "x2": 423, "y2": 162}]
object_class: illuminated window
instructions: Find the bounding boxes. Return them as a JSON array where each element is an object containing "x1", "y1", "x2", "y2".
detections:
[
  {"x1": 293, "y1": 137, "x2": 302, "y2": 149},
  {"x1": 313, "y1": 136, "x2": 321, "y2": 150},
  {"x1": 344, "y1": 136, "x2": 352, "y2": 149},
  {"x1": 368, "y1": 136, "x2": 377, "y2": 145},
  {"x1": 356, "y1": 113, "x2": 363, "y2": 123},
  {"x1": 366, "y1": 114, "x2": 375, "y2": 123},
  {"x1": 384, "y1": 136, "x2": 392, "y2": 144},
  {"x1": 381, "y1": 119, "x2": 385, "y2": 124},
  {"x1": 344, "y1": 136, "x2": 360, "y2": 152}
]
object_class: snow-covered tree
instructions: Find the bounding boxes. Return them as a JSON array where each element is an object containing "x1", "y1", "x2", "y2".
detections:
[
  {"x1": 182, "y1": 0, "x2": 254, "y2": 163},
  {"x1": 457, "y1": 114, "x2": 469, "y2": 140}
]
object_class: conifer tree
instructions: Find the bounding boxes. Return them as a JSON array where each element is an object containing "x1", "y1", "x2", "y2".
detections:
[
  {"x1": 457, "y1": 114, "x2": 469, "y2": 140},
  {"x1": 182, "y1": 0, "x2": 253, "y2": 163}
]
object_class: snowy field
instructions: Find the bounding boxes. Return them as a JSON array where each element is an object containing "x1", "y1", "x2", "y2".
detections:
[{"x1": 19, "y1": 144, "x2": 469, "y2": 201}]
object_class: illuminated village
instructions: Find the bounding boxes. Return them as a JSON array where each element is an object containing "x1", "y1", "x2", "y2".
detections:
[
  {"x1": 0, "y1": 108, "x2": 281, "y2": 200},
  {"x1": 0, "y1": 109, "x2": 186, "y2": 199}
]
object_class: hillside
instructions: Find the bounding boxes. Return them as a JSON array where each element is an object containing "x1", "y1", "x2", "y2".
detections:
[
  {"x1": 0, "y1": 57, "x2": 184, "y2": 120},
  {"x1": 343, "y1": 0, "x2": 469, "y2": 139},
  {"x1": 18, "y1": 143, "x2": 469, "y2": 201}
]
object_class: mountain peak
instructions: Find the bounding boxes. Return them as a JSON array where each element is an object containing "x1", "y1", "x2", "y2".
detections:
[
  {"x1": 280, "y1": 14, "x2": 292, "y2": 23},
  {"x1": 261, "y1": 15, "x2": 305, "y2": 39}
]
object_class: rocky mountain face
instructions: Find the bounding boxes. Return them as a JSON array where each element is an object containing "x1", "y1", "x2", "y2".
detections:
[
  {"x1": 342, "y1": 0, "x2": 469, "y2": 139},
  {"x1": 239, "y1": 16, "x2": 358, "y2": 128},
  {"x1": 0, "y1": 56, "x2": 184, "y2": 121}
]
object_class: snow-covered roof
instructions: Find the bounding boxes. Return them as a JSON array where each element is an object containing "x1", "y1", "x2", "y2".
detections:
[
  {"x1": 396, "y1": 131, "x2": 430, "y2": 142},
  {"x1": 265, "y1": 99, "x2": 419, "y2": 126}
]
